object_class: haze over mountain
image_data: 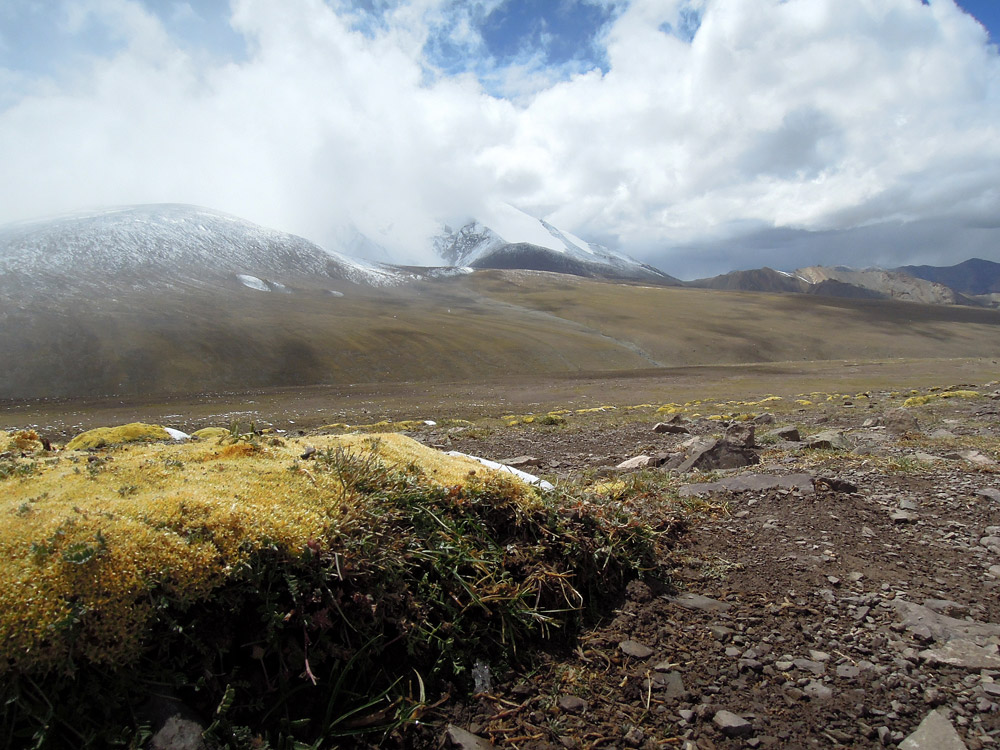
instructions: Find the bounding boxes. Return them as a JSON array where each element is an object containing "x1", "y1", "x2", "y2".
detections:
[{"x1": 2, "y1": 203, "x2": 1000, "y2": 401}]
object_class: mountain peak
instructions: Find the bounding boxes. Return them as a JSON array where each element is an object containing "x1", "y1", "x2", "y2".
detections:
[{"x1": 433, "y1": 203, "x2": 678, "y2": 284}]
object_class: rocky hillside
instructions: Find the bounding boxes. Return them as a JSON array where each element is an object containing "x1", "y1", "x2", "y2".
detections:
[
  {"x1": 688, "y1": 260, "x2": 997, "y2": 307},
  {"x1": 796, "y1": 266, "x2": 968, "y2": 305},
  {"x1": 900, "y1": 258, "x2": 1000, "y2": 304},
  {"x1": 687, "y1": 268, "x2": 809, "y2": 294},
  {"x1": 426, "y1": 384, "x2": 1000, "y2": 749}
]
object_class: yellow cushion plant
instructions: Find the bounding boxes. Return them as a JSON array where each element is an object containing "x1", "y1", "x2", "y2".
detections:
[
  {"x1": 64, "y1": 422, "x2": 173, "y2": 450},
  {"x1": 1, "y1": 427, "x2": 655, "y2": 747}
]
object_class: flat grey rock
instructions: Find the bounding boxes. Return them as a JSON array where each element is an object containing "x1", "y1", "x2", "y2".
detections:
[
  {"x1": 619, "y1": 639, "x2": 654, "y2": 659},
  {"x1": 651, "y1": 671, "x2": 686, "y2": 699},
  {"x1": 616, "y1": 455, "x2": 651, "y2": 470},
  {"x1": 946, "y1": 450, "x2": 996, "y2": 466},
  {"x1": 670, "y1": 593, "x2": 733, "y2": 613},
  {"x1": 712, "y1": 710, "x2": 753, "y2": 738},
  {"x1": 792, "y1": 658, "x2": 826, "y2": 675},
  {"x1": 892, "y1": 600, "x2": 1000, "y2": 643},
  {"x1": 803, "y1": 680, "x2": 833, "y2": 700},
  {"x1": 898, "y1": 710, "x2": 967, "y2": 750},
  {"x1": 977, "y1": 487, "x2": 1000, "y2": 502},
  {"x1": 806, "y1": 430, "x2": 849, "y2": 450},
  {"x1": 920, "y1": 639, "x2": 1000, "y2": 670},
  {"x1": 503, "y1": 455, "x2": 541, "y2": 467},
  {"x1": 836, "y1": 664, "x2": 861, "y2": 679},
  {"x1": 678, "y1": 473, "x2": 814, "y2": 497},
  {"x1": 446, "y1": 726, "x2": 498, "y2": 750}
]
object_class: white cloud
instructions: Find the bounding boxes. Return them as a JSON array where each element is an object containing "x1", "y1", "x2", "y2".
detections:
[{"x1": 0, "y1": 0, "x2": 998, "y2": 274}]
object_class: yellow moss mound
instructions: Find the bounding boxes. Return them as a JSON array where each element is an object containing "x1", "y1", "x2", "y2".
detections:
[
  {"x1": 66, "y1": 423, "x2": 172, "y2": 451},
  {"x1": 191, "y1": 427, "x2": 230, "y2": 440},
  {"x1": 903, "y1": 390, "x2": 981, "y2": 408},
  {"x1": 0, "y1": 432, "x2": 539, "y2": 670}
]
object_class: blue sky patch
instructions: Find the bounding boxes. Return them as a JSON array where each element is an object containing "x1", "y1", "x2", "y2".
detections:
[
  {"x1": 480, "y1": 0, "x2": 618, "y2": 71},
  {"x1": 421, "y1": 0, "x2": 623, "y2": 94},
  {"x1": 957, "y1": 0, "x2": 1000, "y2": 44},
  {"x1": 659, "y1": 4, "x2": 703, "y2": 43}
]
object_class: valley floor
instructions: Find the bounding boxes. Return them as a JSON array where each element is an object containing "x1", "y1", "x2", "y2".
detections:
[
  {"x1": 3, "y1": 356, "x2": 999, "y2": 748},
  {"x1": 2, "y1": 357, "x2": 996, "y2": 442}
]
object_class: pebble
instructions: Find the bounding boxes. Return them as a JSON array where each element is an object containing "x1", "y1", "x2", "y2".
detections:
[{"x1": 557, "y1": 696, "x2": 588, "y2": 713}]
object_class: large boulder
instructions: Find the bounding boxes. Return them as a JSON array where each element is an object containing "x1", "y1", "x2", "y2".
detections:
[
  {"x1": 885, "y1": 408, "x2": 919, "y2": 435},
  {"x1": 805, "y1": 430, "x2": 849, "y2": 451},
  {"x1": 675, "y1": 438, "x2": 759, "y2": 473},
  {"x1": 767, "y1": 425, "x2": 801, "y2": 442},
  {"x1": 724, "y1": 422, "x2": 755, "y2": 448}
]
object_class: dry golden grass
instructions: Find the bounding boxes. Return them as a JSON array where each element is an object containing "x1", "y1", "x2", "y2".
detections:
[{"x1": 0, "y1": 431, "x2": 535, "y2": 670}]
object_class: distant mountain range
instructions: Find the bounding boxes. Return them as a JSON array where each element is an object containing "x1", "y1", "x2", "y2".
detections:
[
  {"x1": 687, "y1": 260, "x2": 1000, "y2": 308},
  {"x1": 1, "y1": 202, "x2": 999, "y2": 399}
]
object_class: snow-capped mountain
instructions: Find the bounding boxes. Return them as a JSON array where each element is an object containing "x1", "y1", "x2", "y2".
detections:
[
  {"x1": 0, "y1": 203, "x2": 408, "y2": 296},
  {"x1": 433, "y1": 203, "x2": 679, "y2": 284}
]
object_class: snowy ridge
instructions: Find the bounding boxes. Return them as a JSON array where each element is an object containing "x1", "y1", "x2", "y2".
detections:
[
  {"x1": 0, "y1": 204, "x2": 409, "y2": 291},
  {"x1": 433, "y1": 202, "x2": 676, "y2": 283}
]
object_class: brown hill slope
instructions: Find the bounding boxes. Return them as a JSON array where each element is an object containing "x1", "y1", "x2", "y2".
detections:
[{"x1": 4, "y1": 269, "x2": 1000, "y2": 399}]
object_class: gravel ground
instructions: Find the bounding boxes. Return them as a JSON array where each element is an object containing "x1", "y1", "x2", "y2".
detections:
[{"x1": 415, "y1": 393, "x2": 1000, "y2": 749}]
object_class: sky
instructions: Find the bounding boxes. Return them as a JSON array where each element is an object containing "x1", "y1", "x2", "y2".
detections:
[{"x1": 1, "y1": 0, "x2": 999, "y2": 279}]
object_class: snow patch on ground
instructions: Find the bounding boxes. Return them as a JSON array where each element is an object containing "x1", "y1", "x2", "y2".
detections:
[
  {"x1": 237, "y1": 274, "x2": 269, "y2": 292},
  {"x1": 446, "y1": 451, "x2": 554, "y2": 490},
  {"x1": 164, "y1": 427, "x2": 190, "y2": 441}
]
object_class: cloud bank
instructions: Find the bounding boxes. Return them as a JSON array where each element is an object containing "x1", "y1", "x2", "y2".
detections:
[{"x1": 1, "y1": 0, "x2": 999, "y2": 276}]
